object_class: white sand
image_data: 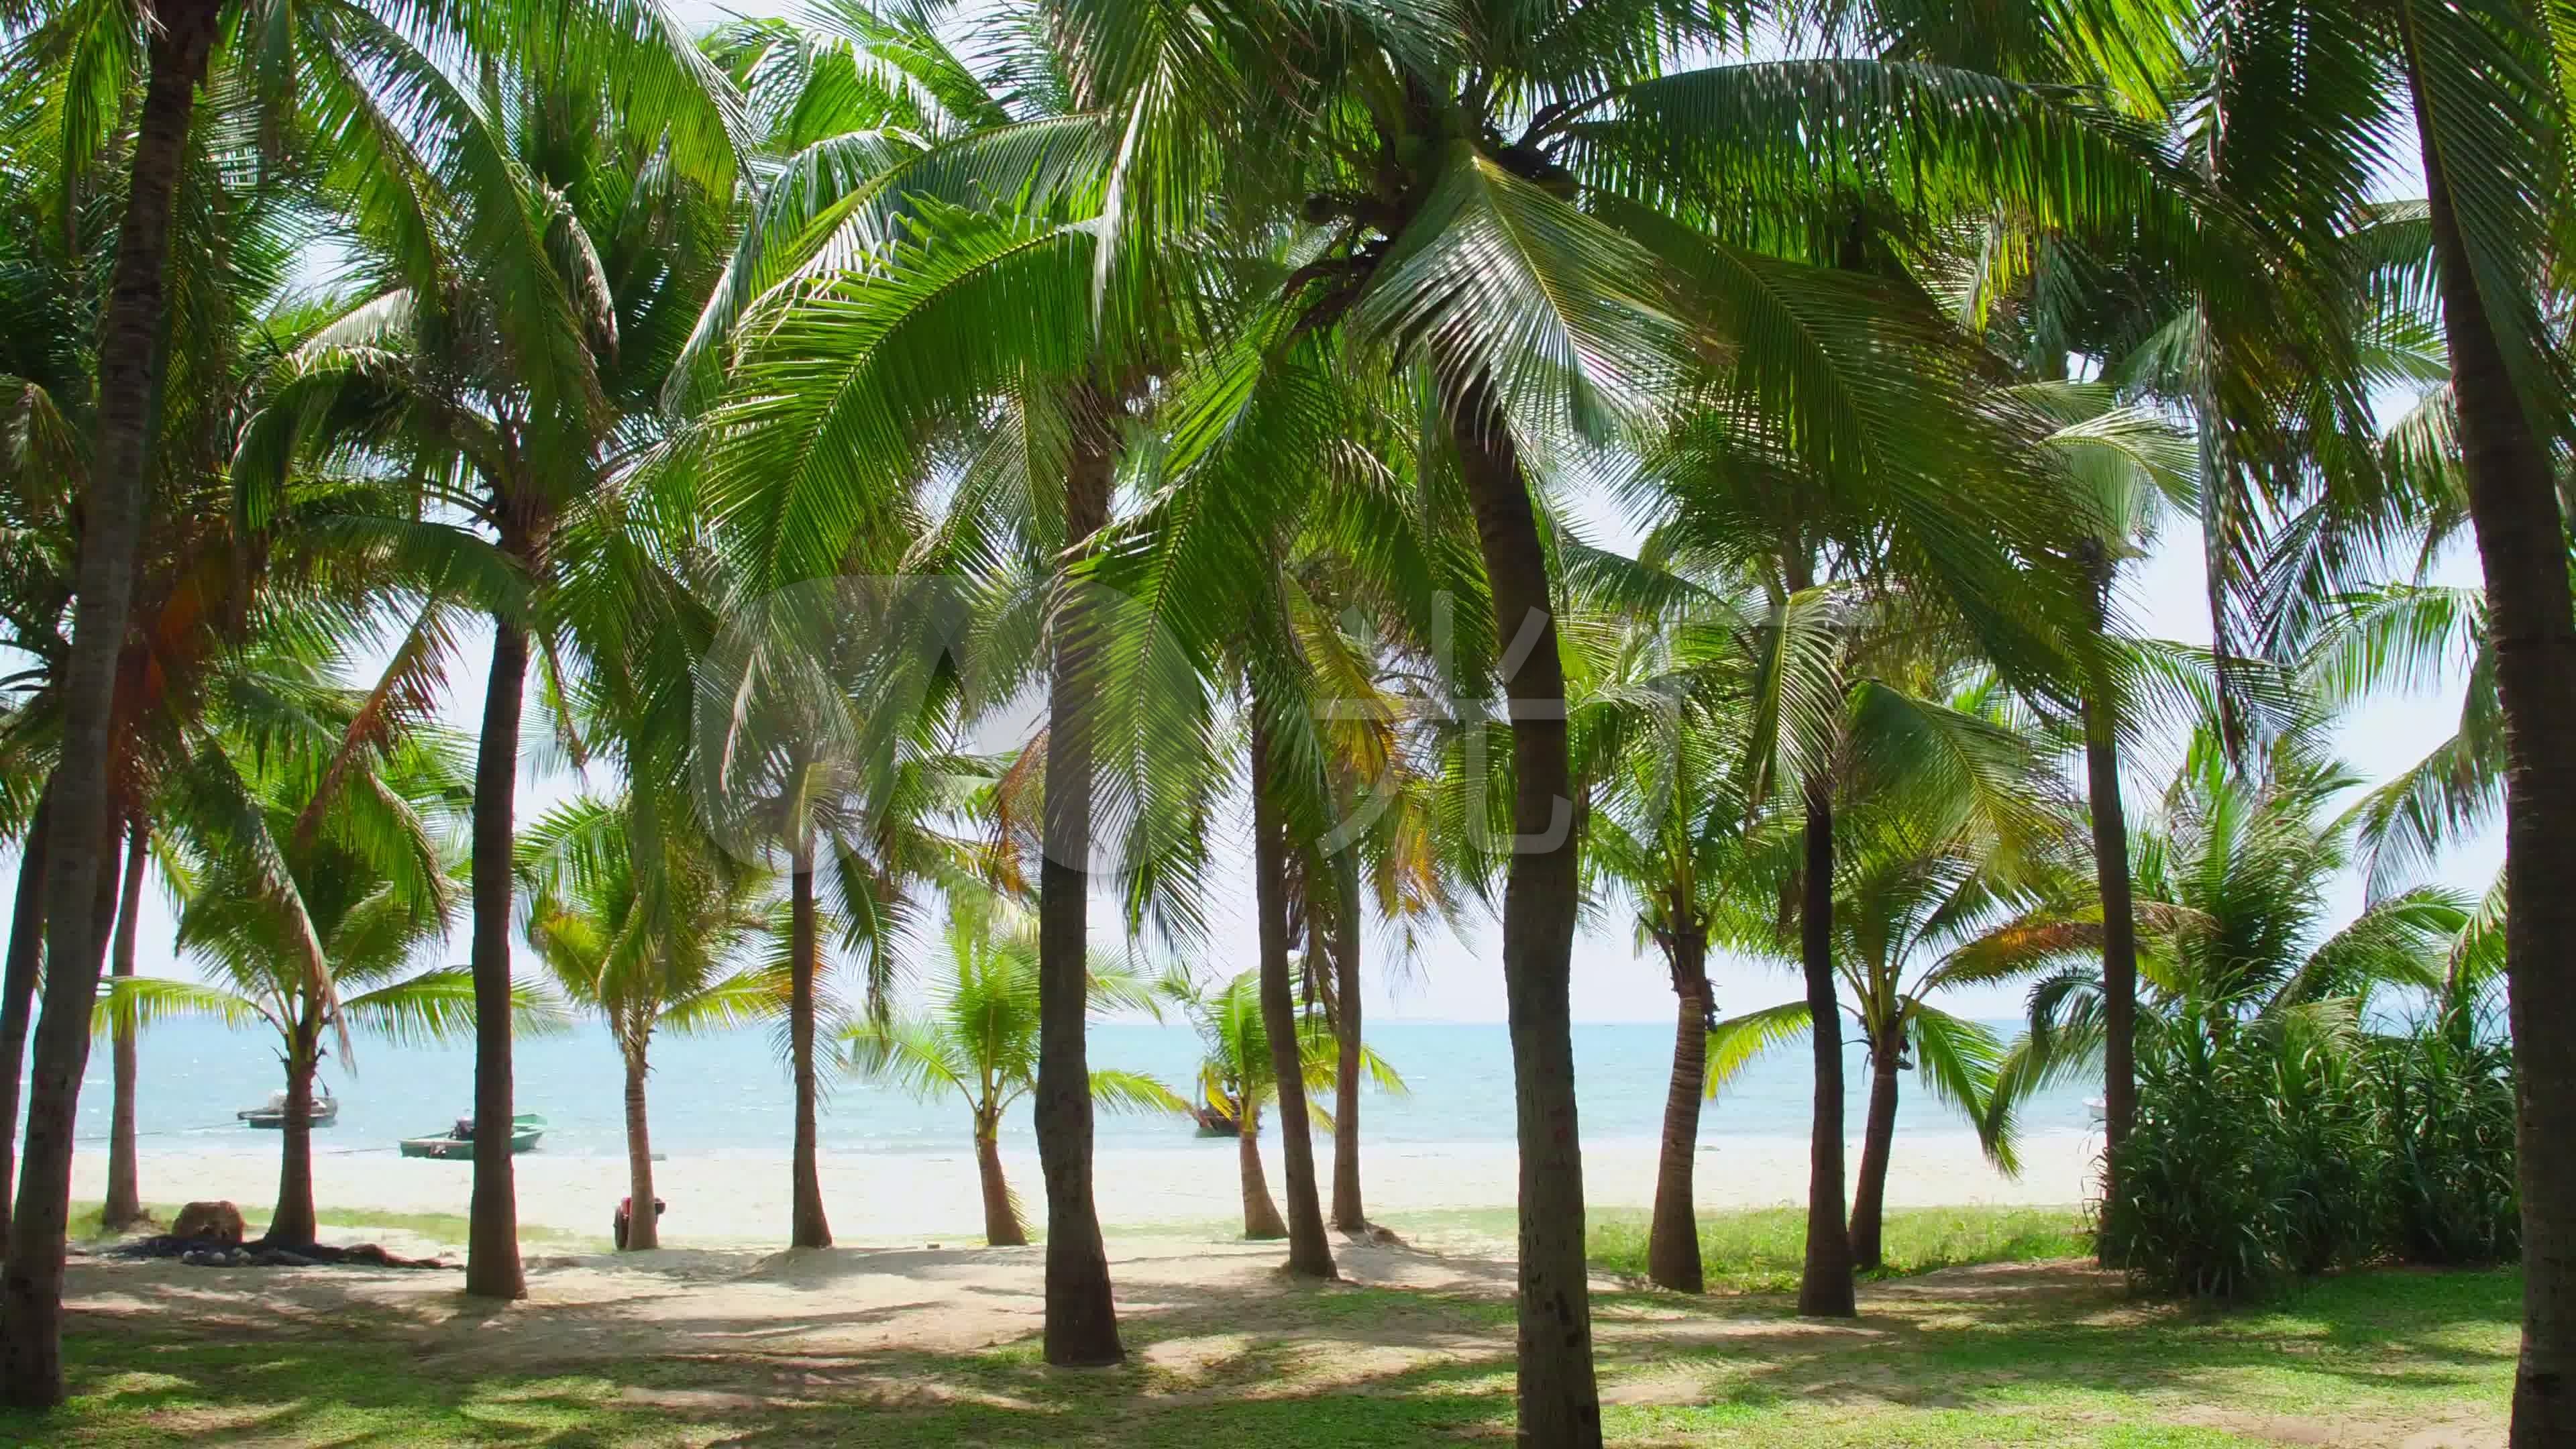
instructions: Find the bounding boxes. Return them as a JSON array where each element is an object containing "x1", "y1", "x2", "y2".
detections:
[{"x1": 71, "y1": 1129, "x2": 2096, "y2": 1250}]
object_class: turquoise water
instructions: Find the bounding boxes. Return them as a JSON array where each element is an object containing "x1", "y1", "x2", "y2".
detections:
[{"x1": 71, "y1": 1018, "x2": 2095, "y2": 1159}]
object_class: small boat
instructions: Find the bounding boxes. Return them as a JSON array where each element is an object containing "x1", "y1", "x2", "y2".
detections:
[
  {"x1": 1192, "y1": 1101, "x2": 1241, "y2": 1138},
  {"x1": 237, "y1": 1089, "x2": 337, "y2": 1129},
  {"x1": 398, "y1": 1114, "x2": 545, "y2": 1160}
]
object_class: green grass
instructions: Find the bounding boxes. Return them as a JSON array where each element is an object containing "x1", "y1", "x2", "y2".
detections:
[
  {"x1": 70, "y1": 1203, "x2": 600, "y2": 1250},
  {"x1": 1, "y1": 1256, "x2": 2513, "y2": 1446},
  {"x1": 1600, "y1": 1203, "x2": 2094, "y2": 1288},
  {"x1": 1379, "y1": 1202, "x2": 2093, "y2": 1291}
]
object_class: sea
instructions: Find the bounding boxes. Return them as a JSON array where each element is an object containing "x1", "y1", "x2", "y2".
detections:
[{"x1": 66, "y1": 1018, "x2": 2097, "y2": 1161}]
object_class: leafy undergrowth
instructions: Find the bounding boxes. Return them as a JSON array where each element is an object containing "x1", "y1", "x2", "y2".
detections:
[{"x1": 0, "y1": 1256, "x2": 2513, "y2": 1447}]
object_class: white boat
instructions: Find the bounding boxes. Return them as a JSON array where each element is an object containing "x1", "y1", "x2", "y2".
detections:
[{"x1": 237, "y1": 1089, "x2": 337, "y2": 1129}]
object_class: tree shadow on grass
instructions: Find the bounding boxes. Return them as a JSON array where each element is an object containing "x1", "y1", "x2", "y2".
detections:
[
  {"x1": 1610, "y1": 1263, "x2": 2521, "y2": 1419},
  {"x1": 17, "y1": 1252, "x2": 2519, "y2": 1446},
  {"x1": 14, "y1": 1316, "x2": 1525, "y2": 1448}
]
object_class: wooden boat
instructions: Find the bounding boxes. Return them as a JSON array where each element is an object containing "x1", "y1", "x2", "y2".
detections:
[
  {"x1": 398, "y1": 1114, "x2": 545, "y2": 1160},
  {"x1": 1192, "y1": 1103, "x2": 1241, "y2": 1138},
  {"x1": 237, "y1": 1089, "x2": 337, "y2": 1129}
]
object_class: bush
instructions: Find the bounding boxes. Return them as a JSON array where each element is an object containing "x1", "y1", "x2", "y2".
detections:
[
  {"x1": 2110, "y1": 1000, "x2": 2518, "y2": 1300},
  {"x1": 2269, "y1": 1022, "x2": 2389, "y2": 1277},
  {"x1": 2375, "y1": 1003, "x2": 2519, "y2": 1265},
  {"x1": 2105, "y1": 1016, "x2": 2301, "y2": 1300}
]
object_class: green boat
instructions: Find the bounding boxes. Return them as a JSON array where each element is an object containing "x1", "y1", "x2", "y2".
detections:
[{"x1": 399, "y1": 1114, "x2": 545, "y2": 1160}]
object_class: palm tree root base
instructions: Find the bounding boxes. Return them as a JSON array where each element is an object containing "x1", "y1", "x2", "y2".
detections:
[{"x1": 1334, "y1": 1221, "x2": 1407, "y2": 1247}]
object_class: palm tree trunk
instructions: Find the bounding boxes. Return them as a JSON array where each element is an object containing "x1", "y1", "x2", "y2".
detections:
[
  {"x1": 465, "y1": 614, "x2": 529, "y2": 1300},
  {"x1": 1238, "y1": 1106, "x2": 1287, "y2": 1240},
  {"x1": 976, "y1": 1124, "x2": 1025, "y2": 1247},
  {"x1": 1796, "y1": 777, "x2": 1858, "y2": 1318},
  {"x1": 1250, "y1": 718, "x2": 1335, "y2": 1278},
  {"x1": 0, "y1": 5, "x2": 219, "y2": 1407},
  {"x1": 1036, "y1": 400, "x2": 1122, "y2": 1364},
  {"x1": 2080, "y1": 556, "x2": 2138, "y2": 1265},
  {"x1": 266, "y1": 1034, "x2": 321, "y2": 1248},
  {"x1": 9, "y1": 816, "x2": 115, "y2": 1255},
  {"x1": 621, "y1": 1043, "x2": 657, "y2": 1252},
  {"x1": 1646, "y1": 932, "x2": 1710, "y2": 1293},
  {"x1": 1330, "y1": 867, "x2": 1366, "y2": 1233},
  {"x1": 1446, "y1": 372, "x2": 1601, "y2": 1446},
  {"x1": 0, "y1": 786, "x2": 52, "y2": 1248},
  {"x1": 2404, "y1": 40, "x2": 2576, "y2": 1448},
  {"x1": 1848, "y1": 1039, "x2": 1902, "y2": 1273},
  {"x1": 788, "y1": 833, "x2": 831, "y2": 1248},
  {"x1": 101, "y1": 817, "x2": 148, "y2": 1231}
]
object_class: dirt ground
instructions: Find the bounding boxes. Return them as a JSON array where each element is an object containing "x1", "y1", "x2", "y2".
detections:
[{"x1": 54, "y1": 1238, "x2": 2509, "y2": 1448}]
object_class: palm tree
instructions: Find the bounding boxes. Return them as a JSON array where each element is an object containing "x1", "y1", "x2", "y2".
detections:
[
  {"x1": 2383, "y1": 40, "x2": 2576, "y2": 1430},
  {"x1": 692, "y1": 581, "x2": 997, "y2": 1249},
  {"x1": 1621, "y1": 529, "x2": 2078, "y2": 1313},
  {"x1": 2185, "y1": 1, "x2": 2576, "y2": 1425},
  {"x1": 224, "y1": 13, "x2": 743, "y2": 1299},
  {"x1": 1706, "y1": 814, "x2": 2082, "y2": 1271},
  {"x1": 0, "y1": 25, "x2": 228, "y2": 1281},
  {"x1": 686, "y1": 1, "x2": 1198, "y2": 1360},
  {"x1": 1326, "y1": 728, "x2": 1455, "y2": 1236},
  {"x1": 843, "y1": 894, "x2": 1189, "y2": 1246},
  {"x1": 2021, "y1": 386, "x2": 2198, "y2": 1226},
  {"x1": 1089, "y1": 449, "x2": 1447, "y2": 1277},
  {"x1": 99, "y1": 816, "x2": 152, "y2": 1230},
  {"x1": 0, "y1": 2, "x2": 737, "y2": 1387},
  {"x1": 1577, "y1": 617, "x2": 1753, "y2": 1293},
  {"x1": 1068, "y1": 304, "x2": 1475, "y2": 1266},
  {"x1": 1044, "y1": 0, "x2": 2190, "y2": 1379},
  {"x1": 1171, "y1": 968, "x2": 1401, "y2": 1240},
  {"x1": 1248, "y1": 712, "x2": 1337, "y2": 1276},
  {"x1": 102, "y1": 719, "x2": 553, "y2": 1247},
  {"x1": 517, "y1": 794, "x2": 780, "y2": 1252},
  {"x1": 0, "y1": 60, "x2": 466, "y2": 1376},
  {"x1": 1, "y1": 17, "x2": 228, "y2": 1379}
]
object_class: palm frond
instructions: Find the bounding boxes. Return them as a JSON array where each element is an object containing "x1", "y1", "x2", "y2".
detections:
[
  {"x1": 1704, "y1": 999, "x2": 1809, "y2": 1097},
  {"x1": 1088, "y1": 1067, "x2": 1191, "y2": 1116},
  {"x1": 95, "y1": 977, "x2": 273, "y2": 1038}
]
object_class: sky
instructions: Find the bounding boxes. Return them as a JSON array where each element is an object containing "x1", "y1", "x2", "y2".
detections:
[{"x1": 0, "y1": 3, "x2": 2490, "y2": 1030}]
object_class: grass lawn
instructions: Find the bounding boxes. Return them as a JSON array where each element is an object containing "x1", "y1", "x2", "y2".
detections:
[
  {"x1": 1381, "y1": 1203, "x2": 2099, "y2": 1292},
  {"x1": 69, "y1": 1202, "x2": 598, "y2": 1250},
  {"x1": 1, "y1": 1206, "x2": 2513, "y2": 1447}
]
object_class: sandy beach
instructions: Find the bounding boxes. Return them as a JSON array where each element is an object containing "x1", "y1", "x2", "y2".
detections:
[{"x1": 70, "y1": 1130, "x2": 2097, "y2": 1247}]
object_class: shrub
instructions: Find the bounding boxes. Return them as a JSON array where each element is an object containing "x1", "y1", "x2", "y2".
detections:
[
  {"x1": 2106, "y1": 1015, "x2": 2299, "y2": 1300},
  {"x1": 2110, "y1": 999, "x2": 2517, "y2": 1300},
  {"x1": 2375, "y1": 1003, "x2": 2519, "y2": 1265},
  {"x1": 2267, "y1": 1014, "x2": 2389, "y2": 1277}
]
